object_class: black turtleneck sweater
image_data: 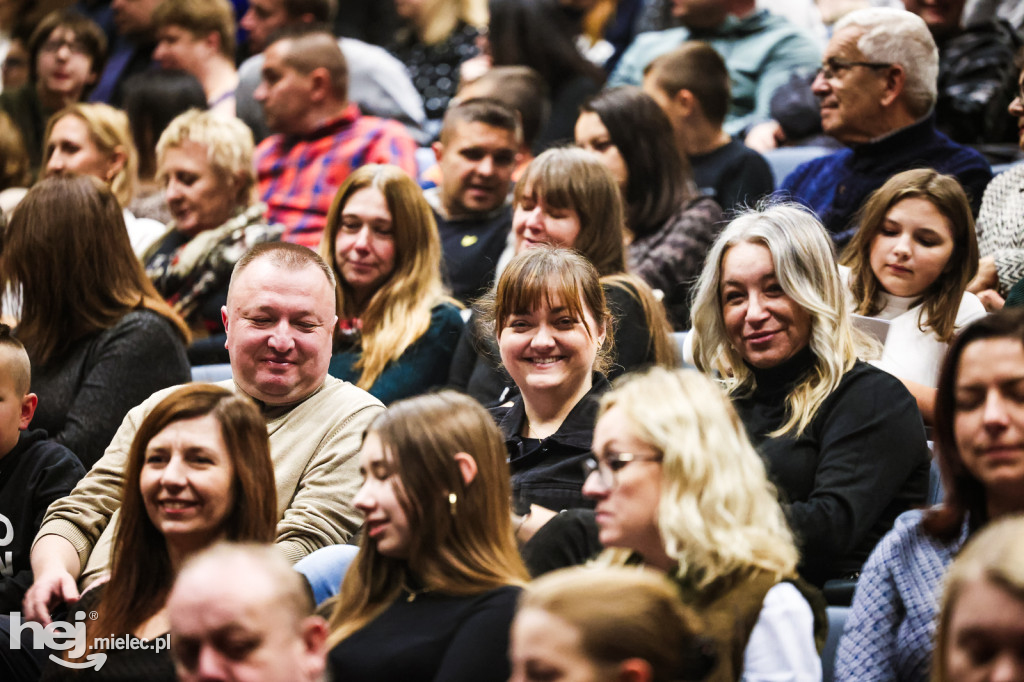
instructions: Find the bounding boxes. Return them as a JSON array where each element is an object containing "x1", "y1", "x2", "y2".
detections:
[{"x1": 732, "y1": 348, "x2": 930, "y2": 587}]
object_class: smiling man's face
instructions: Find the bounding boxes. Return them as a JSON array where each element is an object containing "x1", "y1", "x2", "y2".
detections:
[{"x1": 223, "y1": 257, "x2": 336, "y2": 406}]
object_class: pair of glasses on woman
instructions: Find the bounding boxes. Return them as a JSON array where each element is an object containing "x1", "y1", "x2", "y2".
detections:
[{"x1": 582, "y1": 452, "x2": 662, "y2": 488}]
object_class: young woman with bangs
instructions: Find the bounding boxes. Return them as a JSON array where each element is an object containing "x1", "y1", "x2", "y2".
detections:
[
  {"x1": 840, "y1": 168, "x2": 985, "y2": 423},
  {"x1": 319, "y1": 164, "x2": 463, "y2": 404},
  {"x1": 485, "y1": 247, "x2": 632, "y2": 527},
  {"x1": 326, "y1": 390, "x2": 527, "y2": 682},
  {"x1": 449, "y1": 147, "x2": 677, "y2": 407}
]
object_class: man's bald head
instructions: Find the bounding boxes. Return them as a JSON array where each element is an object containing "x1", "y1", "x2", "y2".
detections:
[{"x1": 169, "y1": 543, "x2": 329, "y2": 682}]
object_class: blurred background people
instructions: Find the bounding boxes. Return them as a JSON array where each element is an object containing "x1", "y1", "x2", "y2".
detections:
[{"x1": 510, "y1": 566, "x2": 715, "y2": 682}]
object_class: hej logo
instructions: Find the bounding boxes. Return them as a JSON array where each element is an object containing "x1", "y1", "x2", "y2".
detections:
[{"x1": 8, "y1": 610, "x2": 107, "y2": 671}]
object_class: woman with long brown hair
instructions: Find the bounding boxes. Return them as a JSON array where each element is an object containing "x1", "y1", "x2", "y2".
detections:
[
  {"x1": 319, "y1": 165, "x2": 463, "y2": 404},
  {"x1": 40, "y1": 383, "x2": 277, "y2": 681},
  {"x1": 0, "y1": 175, "x2": 190, "y2": 467},
  {"x1": 327, "y1": 390, "x2": 527, "y2": 681}
]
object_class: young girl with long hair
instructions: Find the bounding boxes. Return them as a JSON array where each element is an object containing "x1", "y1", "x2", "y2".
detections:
[
  {"x1": 449, "y1": 147, "x2": 677, "y2": 405},
  {"x1": 841, "y1": 168, "x2": 985, "y2": 422},
  {"x1": 327, "y1": 390, "x2": 527, "y2": 682},
  {"x1": 320, "y1": 164, "x2": 463, "y2": 404}
]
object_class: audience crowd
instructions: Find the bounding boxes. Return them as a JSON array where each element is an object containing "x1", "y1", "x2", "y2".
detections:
[{"x1": 2, "y1": 0, "x2": 1024, "y2": 680}]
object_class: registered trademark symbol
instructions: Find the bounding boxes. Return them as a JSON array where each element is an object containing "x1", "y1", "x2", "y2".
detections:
[{"x1": 89, "y1": 611, "x2": 98, "y2": 620}]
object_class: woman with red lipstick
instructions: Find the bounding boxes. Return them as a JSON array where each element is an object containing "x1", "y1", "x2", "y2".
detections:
[
  {"x1": 143, "y1": 109, "x2": 283, "y2": 365},
  {"x1": 319, "y1": 164, "x2": 463, "y2": 404},
  {"x1": 836, "y1": 310, "x2": 1024, "y2": 682},
  {"x1": 42, "y1": 383, "x2": 277, "y2": 681},
  {"x1": 326, "y1": 390, "x2": 527, "y2": 682},
  {"x1": 690, "y1": 203, "x2": 930, "y2": 590},
  {"x1": 841, "y1": 168, "x2": 985, "y2": 423}
]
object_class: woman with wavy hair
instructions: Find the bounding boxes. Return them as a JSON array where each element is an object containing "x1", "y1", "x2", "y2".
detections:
[
  {"x1": 449, "y1": 147, "x2": 677, "y2": 405},
  {"x1": 319, "y1": 164, "x2": 463, "y2": 404},
  {"x1": 583, "y1": 367, "x2": 826, "y2": 681},
  {"x1": 577, "y1": 86, "x2": 723, "y2": 328},
  {"x1": 690, "y1": 203, "x2": 930, "y2": 588},
  {"x1": 0, "y1": 175, "x2": 190, "y2": 468},
  {"x1": 510, "y1": 566, "x2": 713, "y2": 682},
  {"x1": 841, "y1": 168, "x2": 983, "y2": 423},
  {"x1": 41, "y1": 383, "x2": 277, "y2": 680},
  {"x1": 43, "y1": 102, "x2": 166, "y2": 254},
  {"x1": 326, "y1": 390, "x2": 527, "y2": 681}
]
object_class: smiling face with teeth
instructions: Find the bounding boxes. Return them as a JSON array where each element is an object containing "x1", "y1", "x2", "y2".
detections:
[
  {"x1": 498, "y1": 288, "x2": 606, "y2": 407},
  {"x1": 140, "y1": 413, "x2": 236, "y2": 556}
]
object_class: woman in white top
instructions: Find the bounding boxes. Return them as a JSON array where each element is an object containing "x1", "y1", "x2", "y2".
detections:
[{"x1": 841, "y1": 168, "x2": 985, "y2": 423}]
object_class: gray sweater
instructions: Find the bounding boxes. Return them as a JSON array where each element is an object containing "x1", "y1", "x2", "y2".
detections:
[{"x1": 30, "y1": 310, "x2": 190, "y2": 468}]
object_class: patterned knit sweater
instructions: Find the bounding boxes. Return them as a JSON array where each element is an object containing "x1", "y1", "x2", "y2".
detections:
[{"x1": 975, "y1": 163, "x2": 1024, "y2": 295}]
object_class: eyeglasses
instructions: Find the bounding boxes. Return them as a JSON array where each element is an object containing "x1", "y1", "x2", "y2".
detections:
[
  {"x1": 816, "y1": 57, "x2": 892, "y2": 81},
  {"x1": 40, "y1": 39, "x2": 90, "y2": 56},
  {"x1": 582, "y1": 452, "x2": 662, "y2": 488}
]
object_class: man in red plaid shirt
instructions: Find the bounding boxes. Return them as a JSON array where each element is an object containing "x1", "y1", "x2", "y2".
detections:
[{"x1": 254, "y1": 27, "x2": 418, "y2": 249}]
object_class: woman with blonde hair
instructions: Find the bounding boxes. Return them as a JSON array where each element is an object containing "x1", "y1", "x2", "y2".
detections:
[
  {"x1": 43, "y1": 102, "x2": 165, "y2": 255},
  {"x1": 144, "y1": 109, "x2": 282, "y2": 363},
  {"x1": 319, "y1": 164, "x2": 463, "y2": 404},
  {"x1": 0, "y1": 176, "x2": 190, "y2": 467},
  {"x1": 390, "y1": 0, "x2": 486, "y2": 131},
  {"x1": 326, "y1": 390, "x2": 527, "y2": 681},
  {"x1": 932, "y1": 516, "x2": 1024, "y2": 682},
  {"x1": 690, "y1": 203, "x2": 930, "y2": 588},
  {"x1": 510, "y1": 566, "x2": 714, "y2": 682},
  {"x1": 450, "y1": 147, "x2": 677, "y2": 405},
  {"x1": 841, "y1": 168, "x2": 984, "y2": 423},
  {"x1": 583, "y1": 367, "x2": 826, "y2": 681}
]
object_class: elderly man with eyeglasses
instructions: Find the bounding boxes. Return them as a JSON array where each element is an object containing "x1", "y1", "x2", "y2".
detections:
[{"x1": 779, "y1": 8, "x2": 993, "y2": 248}]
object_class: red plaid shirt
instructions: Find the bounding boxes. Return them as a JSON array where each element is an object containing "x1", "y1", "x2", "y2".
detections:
[{"x1": 255, "y1": 103, "x2": 418, "y2": 248}]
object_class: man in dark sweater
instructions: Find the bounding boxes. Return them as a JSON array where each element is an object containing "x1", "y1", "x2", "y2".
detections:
[
  {"x1": 780, "y1": 7, "x2": 992, "y2": 247},
  {"x1": 426, "y1": 98, "x2": 521, "y2": 305},
  {"x1": 0, "y1": 326, "x2": 84, "y2": 615},
  {"x1": 643, "y1": 41, "x2": 774, "y2": 215}
]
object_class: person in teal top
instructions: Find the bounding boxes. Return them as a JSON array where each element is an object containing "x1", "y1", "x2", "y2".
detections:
[
  {"x1": 319, "y1": 164, "x2": 464, "y2": 405},
  {"x1": 608, "y1": 0, "x2": 819, "y2": 138}
]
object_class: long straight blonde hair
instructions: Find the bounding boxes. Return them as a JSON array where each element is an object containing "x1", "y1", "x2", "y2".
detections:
[
  {"x1": 690, "y1": 203, "x2": 865, "y2": 437},
  {"x1": 320, "y1": 165, "x2": 458, "y2": 391}
]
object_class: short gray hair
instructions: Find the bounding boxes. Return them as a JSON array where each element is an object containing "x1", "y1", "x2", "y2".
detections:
[{"x1": 835, "y1": 8, "x2": 938, "y2": 117}]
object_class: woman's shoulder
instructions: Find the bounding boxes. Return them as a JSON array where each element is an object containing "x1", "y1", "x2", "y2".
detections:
[
  {"x1": 429, "y1": 301, "x2": 466, "y2": 327},
  {"x1": 955, "y1": 291, "x2": 987, "y2": 327}
]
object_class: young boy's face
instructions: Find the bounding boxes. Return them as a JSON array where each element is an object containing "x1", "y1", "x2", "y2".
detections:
[{"x1": 0, "y1": 350, "x2": 36, "y2": 457}]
